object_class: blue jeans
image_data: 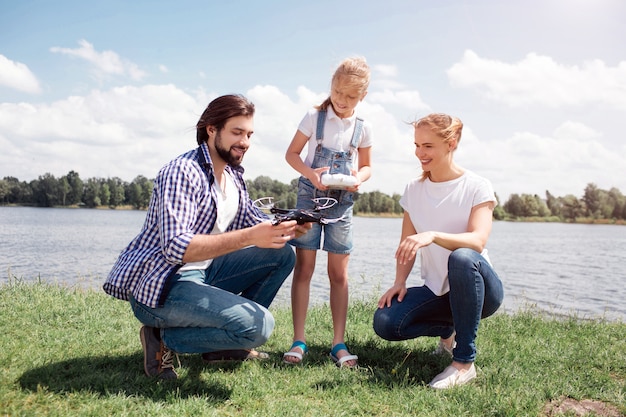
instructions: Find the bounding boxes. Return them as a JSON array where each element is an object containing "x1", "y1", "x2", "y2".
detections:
[
  {"x1": 373, "y1": 248, "x2": 503, "y2": 363},
  {"x1": 130, "y1": 245, "x2": 295, "y2": 353},
  {"x1": 289, "y1": 177, "x2": 354, "y2": 254}
]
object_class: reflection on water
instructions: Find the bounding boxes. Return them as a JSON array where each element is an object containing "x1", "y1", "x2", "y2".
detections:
[{"x1": 1, "y1": 207, "x2": 624, "y2": 321}]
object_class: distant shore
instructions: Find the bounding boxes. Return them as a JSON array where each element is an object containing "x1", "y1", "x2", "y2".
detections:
[{"x1": 3, "y1": 204, "x2": 625, "y2": 225}]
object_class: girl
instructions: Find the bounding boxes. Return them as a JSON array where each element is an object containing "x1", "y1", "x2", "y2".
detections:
[
  {"x1": 283, "y1": 57, "x2": 372, "y2": 367},
  {"x1": 373, "y1": 113, "x2": 503, "y2": 388}
]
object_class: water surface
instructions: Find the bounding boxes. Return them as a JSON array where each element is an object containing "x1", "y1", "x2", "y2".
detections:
[{"x1": 1, "y1": 207, "x2": 624, "y2": 321}]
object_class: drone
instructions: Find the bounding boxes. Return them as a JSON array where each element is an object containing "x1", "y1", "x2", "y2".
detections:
[{"x1": 253, "y1": 197, "x2": 345, "y2": 225}]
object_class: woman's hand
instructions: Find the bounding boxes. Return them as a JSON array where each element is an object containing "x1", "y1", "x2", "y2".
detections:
[
  {"x1": 377, "y1": 283, "x2": 408, "y2": 308},
  {"x1": 395, "y1": 231, "x2": 435, "y2": 265}
]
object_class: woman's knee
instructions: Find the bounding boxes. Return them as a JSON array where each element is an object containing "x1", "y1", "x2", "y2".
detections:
[
  {"x1": 448, "y1": 248, "x2": 477, "y2": 270},
  {"x1": 373, "y1": 308, "x2": 397, "y2": 340}
]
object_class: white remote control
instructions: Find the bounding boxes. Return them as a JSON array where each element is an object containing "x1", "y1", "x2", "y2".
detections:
[{"x1": 321, "y1": 173, "x2": 358, "y2": 189}]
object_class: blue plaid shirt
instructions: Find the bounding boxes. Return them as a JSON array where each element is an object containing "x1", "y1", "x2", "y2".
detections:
[{"x1": 103, "y1": 143, "x2": 268, "y2": 308}]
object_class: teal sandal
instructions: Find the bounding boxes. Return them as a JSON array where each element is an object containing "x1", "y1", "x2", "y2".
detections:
[
  {"x1": 330, "y1": 343, "x2": 358, "y2": 368},
  {"x1": 283, "y1": 340, "x2": 308, "y2": 364}
]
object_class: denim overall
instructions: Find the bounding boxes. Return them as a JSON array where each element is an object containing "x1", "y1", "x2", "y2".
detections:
[{"x1": 291, "y1": 109, "x2": 364, "y2": 253}]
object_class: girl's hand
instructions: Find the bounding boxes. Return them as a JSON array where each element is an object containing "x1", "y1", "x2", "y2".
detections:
[
  {"x1": 345, "y1": 169, "x2": 362, "y2": 192},
  {"x1": 310, "y1": 166, "x2": 330, "y2": 190},
  {"x1": 395, "y1": 232, "x2": 435, "y2": 265},
  {"x1": 294, "y1": 222, "x2": 313, "y2": 238},
  {"x1": 377, "y1": 283, "x2": 407, "y2": 308}
]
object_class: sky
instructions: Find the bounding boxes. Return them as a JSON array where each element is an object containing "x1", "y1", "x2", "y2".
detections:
[{"x1": 1, "y1": 0, "x2": 625, "y2": 202}]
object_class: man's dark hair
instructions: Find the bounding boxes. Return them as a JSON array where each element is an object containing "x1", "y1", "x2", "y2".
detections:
[{"x1": 196, "y1": 94, "x2": 255, "y2": 145}]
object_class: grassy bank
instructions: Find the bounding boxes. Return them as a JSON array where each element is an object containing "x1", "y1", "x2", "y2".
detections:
[{"x1": 1, "y1": 281, "x2": 624, "y2": 416}]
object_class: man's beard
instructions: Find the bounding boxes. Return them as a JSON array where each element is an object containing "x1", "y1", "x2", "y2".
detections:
[{"x1": 215, "y1": 131, "x2": 245, "y2": 166}]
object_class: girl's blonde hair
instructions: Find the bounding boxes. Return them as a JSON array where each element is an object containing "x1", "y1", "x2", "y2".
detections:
[
  {"x1": 318, "y1": 56, "x2": 370, "y2": 110},
  {"x1": 412, "y1": 113, "x2": 463, "y2": 180}
]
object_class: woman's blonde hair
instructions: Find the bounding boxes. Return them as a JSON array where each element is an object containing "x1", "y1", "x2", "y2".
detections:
[
  {"x1": 318, "y1": 56, "x2": 370, "y2": 110},
  {"x1": 412, "y1": 113, "x2": 463, "y2": 180}
]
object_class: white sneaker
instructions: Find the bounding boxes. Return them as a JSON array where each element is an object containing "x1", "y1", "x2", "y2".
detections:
[{"x1": 428, "y1": 363, "x2": 476, "y2": 389}]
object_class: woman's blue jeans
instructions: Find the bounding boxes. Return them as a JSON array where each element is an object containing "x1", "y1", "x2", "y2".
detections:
[
  {"x1": 373, "y1": 248, "x2": 503, "y2": 363},
  {"x1": 130, "y1": 245, "x2": 295, "y2": 354}
]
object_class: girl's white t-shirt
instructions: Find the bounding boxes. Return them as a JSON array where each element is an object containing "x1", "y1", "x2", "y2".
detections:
[
  {"x1": 297, "y1": 106, "x2": 373, "y2": 168},
  {"x1": 399, "y1": 170, "x2": 497, "y2": 296}
]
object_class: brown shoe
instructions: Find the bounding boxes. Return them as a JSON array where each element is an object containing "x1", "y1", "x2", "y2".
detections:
[
  {"x1": 201, "y1": 349, "x2": 269, "y2": 363},
  {"x1": 139, "y1": 325, "x2": 179, "y2": 379}
]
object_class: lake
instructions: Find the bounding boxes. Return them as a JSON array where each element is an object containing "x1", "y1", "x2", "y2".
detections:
[{"x1": 1, "y1": 206, "x2": 624, "y2": 321}]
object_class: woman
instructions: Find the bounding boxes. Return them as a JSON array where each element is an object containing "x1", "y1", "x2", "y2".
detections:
[{"x1": 373, "y1": 113, "x2": 503, "y2": 389}]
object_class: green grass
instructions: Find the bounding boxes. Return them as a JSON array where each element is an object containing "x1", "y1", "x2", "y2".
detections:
[{"x1": 1, "y1": 280, "x2": 624, "y2": 417}]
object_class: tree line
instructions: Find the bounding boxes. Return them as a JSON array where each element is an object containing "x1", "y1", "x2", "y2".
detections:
[
  {"x1": 1, "y1": 171, "x2": 625, "y2": 223},
  {"x1": 500, "y1": 184, "x2": 626, "y2": 222},
  {"x1": 0, "y1": 172, "x2": 153, "y2": 209}
]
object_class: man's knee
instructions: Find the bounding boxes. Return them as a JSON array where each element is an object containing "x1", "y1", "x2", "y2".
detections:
[
  {"x1": 280, "y1": 245, "x2": 296, "y2": 268},
  {"x1": 258, "y1": 310, "x2": 275, "y2": 344}
]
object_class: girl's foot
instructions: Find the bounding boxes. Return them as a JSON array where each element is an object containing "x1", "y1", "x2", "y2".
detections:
[
  {"x1": 330, "y1": 343, "x2": 358, "y2": 368},
  {"x1": 283, "y1": 340, "x2": 308, "y2": 365}
]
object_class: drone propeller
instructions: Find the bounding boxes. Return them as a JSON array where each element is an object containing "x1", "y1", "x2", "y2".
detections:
[
  {"x1": 319, "y1": 215, "x2": 345, "y2": 225},
  {"x1": 312, "y1": 197, "x2": 337, "y2": 211},
  {"x1": 252, "y1": 196, "x2": 341, "y2": 225},
  {"x1": 252, "y1": 197, "x2": 275, "y2": 210}
]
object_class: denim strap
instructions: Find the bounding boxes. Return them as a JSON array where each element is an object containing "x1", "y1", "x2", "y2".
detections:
[
  {"x1": 349, "y1": 117, "x2": 364, "y2": 154},
  {"x1": 316, "y1": 110, "x2": 363, "y2": 154},
  {"x1": 315, "y1": 109, "x2": 327, "y2": 151}
]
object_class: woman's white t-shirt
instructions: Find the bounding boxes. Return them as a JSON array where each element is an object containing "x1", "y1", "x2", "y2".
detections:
[{"x1": 399, "y1": 170, "x2": 497, "y2": 296}]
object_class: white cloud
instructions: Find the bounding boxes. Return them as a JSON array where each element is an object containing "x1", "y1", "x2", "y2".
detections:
[
  {"x1": 159, "y1": 65, "x2": 169, "y2": 73},
  {"x1": 50, "y1": 40, "x2": 147, "y2": 81},
  {"x1": 242, "y1": 85, "x2": 308, "y2": 181},
  {"x1": 553, "y1": 120, "x2": 600, "y2": 141},
  {"x1": 0, "y1": 84, "x2": 203, "y2": 182},
  {"x1": 373, "y1": 64, "x2": 398, "y2": 78},
  {"x1": 372, "y1": 78, "x2": 406, "y2": 91},
  {"x1": 368, "y1": 89, "x2": 430, "y2": 112},
  {"x1": 0, "y1": 54, "x2": 41, "y2": 94},
  {"x1": 370, "y1": 64, "x2": 407, "y2": 91},
  {"x1": 455, "y1": 122, "x2": 626, "y2": 201},
  {"x1": 447, "y1": 50, "x2": 626, "y2": 110},
  {"x1": 1, "y1": 79, "x2": 624, "y2": 204}
]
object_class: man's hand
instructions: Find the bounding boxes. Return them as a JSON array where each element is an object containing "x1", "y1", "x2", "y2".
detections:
[
  {"x1": 249, "y1": 220, "x2": 309, "y2": 248},
  {"x1": 184, "y1": 220, "x2": 307, "y2": 262}
]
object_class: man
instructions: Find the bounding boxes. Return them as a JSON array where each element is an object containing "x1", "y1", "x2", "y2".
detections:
[{"x1": 104, "y1": 94, "x2": 309, "y2": 379}]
